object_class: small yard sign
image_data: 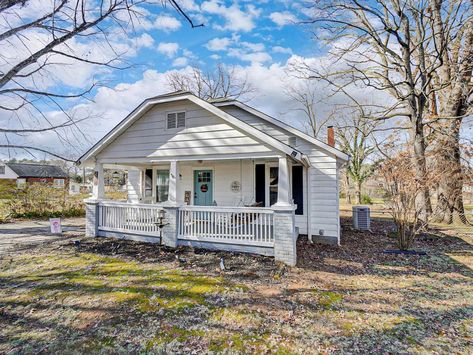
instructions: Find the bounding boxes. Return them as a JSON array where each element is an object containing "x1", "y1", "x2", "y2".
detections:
[{"x1": 50, "y1": 218, "x2": 62, "y2": 234}]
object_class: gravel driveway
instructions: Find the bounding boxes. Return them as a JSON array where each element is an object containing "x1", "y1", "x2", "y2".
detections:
[{"x1": 0, "y1": 218, "x2": 84, "y2": 254}]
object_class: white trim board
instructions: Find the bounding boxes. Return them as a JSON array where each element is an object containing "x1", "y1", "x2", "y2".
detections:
[
  {"x1": 77, "y1": 92, "x2": 307, "y2": 166},
  {"x1": 213, "y1": 100, "x2": 349, "y2": 162}
]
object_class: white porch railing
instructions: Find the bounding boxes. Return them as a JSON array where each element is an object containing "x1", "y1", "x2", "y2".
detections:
[
  {"x1": 178, "y1": 205, "x2": 274, "y2": 247},
  {"x1": 97, "y1": 201, "x2": 162, "y2": 237}
]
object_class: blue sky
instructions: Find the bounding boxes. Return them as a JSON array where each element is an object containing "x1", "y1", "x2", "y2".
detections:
[
  {"x1": 7, "y1": 0, "x2": 467, "y2": 160},
  {"x1": 107, "y1": 0, "x2": 321, "y2": 88}
]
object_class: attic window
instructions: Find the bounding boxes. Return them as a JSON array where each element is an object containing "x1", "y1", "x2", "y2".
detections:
[
  {"x1": 288, "y1": 136, "x2": 297, "y2": 147},
  {"x1": 167, "y1": 112, "x2": 186, "y2": 129}
]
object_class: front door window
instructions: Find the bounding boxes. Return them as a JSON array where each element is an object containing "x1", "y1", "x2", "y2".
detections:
[{"x1": 194, "y1": 170, "x2": 213, "y2": 206}]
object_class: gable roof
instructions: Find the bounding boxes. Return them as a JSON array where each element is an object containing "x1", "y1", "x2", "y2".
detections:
[
  {"x1": 7, "y1": 163, "x2": 68, "y2": 178},
  {"x1": 77, "y1": 92, "x2": 308, "y2": 165},
  {"x1": 213, "y1": 100, "x2": 350, "y2": 161}
]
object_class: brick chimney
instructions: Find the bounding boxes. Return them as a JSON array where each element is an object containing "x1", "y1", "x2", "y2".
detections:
[{"x1": 327, "y1": 126, "x2": 335, "y2": 147}]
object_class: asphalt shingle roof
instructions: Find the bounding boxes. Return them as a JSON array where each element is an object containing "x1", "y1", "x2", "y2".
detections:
[{"x1": 7, "y1": 163, "x2": 68, "y2": 178}]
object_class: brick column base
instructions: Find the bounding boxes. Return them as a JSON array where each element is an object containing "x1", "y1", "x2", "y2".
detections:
[
  {"x1": 273, "y1": 205, "x2": 297, "y2": 266},
  {"x1": 162, "y1": 206, "x2": 178, "y2": 248},
  {"x1": 85, "y1": 199, "x2": 99, "y2": 237}
]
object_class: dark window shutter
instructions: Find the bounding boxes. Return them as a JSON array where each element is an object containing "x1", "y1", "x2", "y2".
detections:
[
  {"x1": 255, "y1": 164, "x2": 265, "y2": 206},
  {"x1": 292, "y1": 165, "x2": 303, "y2": 215}
]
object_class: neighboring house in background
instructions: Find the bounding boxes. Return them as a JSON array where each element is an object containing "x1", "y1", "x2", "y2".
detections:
[
  {"x1": 0, "y1": 163, "x2": 69, "y2": 188},
  {"x1": 69, "y1": 182, "x2": 93, "y2": 195},
  {"x1": 78, "y1": 91, "x2": 349, "y2": 265}
]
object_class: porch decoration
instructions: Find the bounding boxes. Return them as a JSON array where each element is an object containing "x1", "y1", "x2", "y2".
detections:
[{"x1": 231, "y1": 181, "x2": 240, "y2": 192}]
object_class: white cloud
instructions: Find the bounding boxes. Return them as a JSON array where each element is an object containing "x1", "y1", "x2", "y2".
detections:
[
  {"x1": 2, "y1": 45, "x2": 393, "y2": 159},
  {"x1": 134, "y1": 33, "x2": 154, "y2": 48},
  {"x1": 154, "y1": 15, "x2": 182, "y2": 32},
  {"x1": 272, "y1": 46, "x2": 293, "y2": 54},
  {"x1": 205, "y1": 37, "x2": 232, "y2": 51},
  {"x1": 157, "y1": 42, "x2": 179, "y2": 58},
  {"x1": 228, "y1": 48, "x2": 272, "y2": 63},
  {"x1": 172, "y1": 57, "x2": 188, "y2": 67},
  {"x1": 240, "y1": 52, "x2": 272, "y2": 63},
  {"x1": 179, "y1": 0, "x2": 199, "y2": 11},
  {"x1": 201, "y1": 0, "x2": 260, "y2": 32},
  {"x1": 241, "y1": 42, "x2": 265, "y2": 52},
  {"x1": 210, "y1": 54, "x2": 221, "y2": 60},
  {"x1": 269, "y1": 11, "x2": 298, "y2": 26}
]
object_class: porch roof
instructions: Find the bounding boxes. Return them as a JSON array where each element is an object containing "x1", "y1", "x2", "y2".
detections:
[{"x1": 77, "y1": 92, "x2": 307, "y2": 167}]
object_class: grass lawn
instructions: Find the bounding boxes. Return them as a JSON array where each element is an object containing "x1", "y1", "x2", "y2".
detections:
[{"x1": 0, "y1": 218, "x2": 472, "y2": 353}]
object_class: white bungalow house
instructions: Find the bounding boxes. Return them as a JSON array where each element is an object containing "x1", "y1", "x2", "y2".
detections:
[{"x1": 78, "y1": 91, "x2": 349, "y2": 265}]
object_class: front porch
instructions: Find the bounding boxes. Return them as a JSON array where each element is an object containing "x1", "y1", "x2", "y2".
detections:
[{"x1": 85, "y1": 155, "x2": 300, "y2": 265}]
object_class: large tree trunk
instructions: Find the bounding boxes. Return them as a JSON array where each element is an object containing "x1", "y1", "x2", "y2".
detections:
[
  {"x1": 411, "y1": 117, "x2": 433, "y2": 220},
  {"x1": 434, "y1": 119, "x2": 469, "y2": 224},
  {"x1": 354, "y1": 180, "x2": 362, "y2": 205},
  {"x1": 344, "y1": 172, "x2": 352, "y2": 204}
]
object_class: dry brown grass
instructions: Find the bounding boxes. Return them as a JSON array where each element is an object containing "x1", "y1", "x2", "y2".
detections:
[{"x1": 0, "y1": 217, "x2": 472, "y2": 353}]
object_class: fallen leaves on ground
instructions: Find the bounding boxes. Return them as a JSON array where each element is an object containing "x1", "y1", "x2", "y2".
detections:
[{"x1": 0, "y1": 217, "x2": 472, "y2": 353}]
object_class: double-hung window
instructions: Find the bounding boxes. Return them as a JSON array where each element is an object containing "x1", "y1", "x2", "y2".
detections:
[
  {"x1": 143, "y1": 169, "x2": 170, "y2": 203},
  {"x1": 167, "y1": 112, "x2": 186, "y2": 129}
]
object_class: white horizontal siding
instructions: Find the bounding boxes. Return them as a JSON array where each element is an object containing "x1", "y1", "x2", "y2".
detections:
[
  {"x1": 178, "y1": 160, "x2": 254, "y2": 207},
  {"x1": 127, "y1": 169, "x2": 141, "y2": 203},
  {"x1": 0, "y1": 164, "x2": 18, "y2": 179},
  {"x1": 221, "y1": 104, "x2": 341, "y2": 241},
  {"x1": 97, "y1": 101, "x2": 274, "y2": 160},
  {"x1": 220, "y1": 106, "x2": 291, "y2": 143},
  {"x1": 308, "y1": 152, "x2": 339, "y2": 240}
]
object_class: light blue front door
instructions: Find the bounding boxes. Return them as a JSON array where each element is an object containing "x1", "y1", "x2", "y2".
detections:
[{"x1": 194, "y1": 170, "x2": 213, "y2": 206}]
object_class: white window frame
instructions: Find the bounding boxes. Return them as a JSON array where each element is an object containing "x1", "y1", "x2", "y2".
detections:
[
  {"x1": 166, "y1": 111, "x2": 186, "y2": 130},
  {"x1": 53, "y1": 178, "x2": 65, "y2": 188}
]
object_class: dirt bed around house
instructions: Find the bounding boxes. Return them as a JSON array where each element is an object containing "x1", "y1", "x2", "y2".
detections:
[{"x1": 0, "y1": 217, "x2": 472, "y2": 354}]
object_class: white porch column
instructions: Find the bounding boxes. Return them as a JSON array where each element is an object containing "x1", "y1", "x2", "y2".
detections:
[
  {"x1": 92, "y1": 162, "x2": 105, "y2": 200},
  {"x1": 162, "y1": 160, "x2": 179, "y2": 248},
  {"x1": 167, "y1": 160, "x2": 179, "y2": 205},
  {"x1": 272, "y1": 155, "x2": 297, "y2": 266},
  {"x1": 275, "y1": 155, "x2": 291, "y2": 206}
]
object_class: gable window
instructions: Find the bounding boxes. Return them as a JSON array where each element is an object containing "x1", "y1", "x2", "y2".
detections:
[
  {"x1": 167, "y1": 112, "x2": 186, "y2": 129},
  {"x1": 0, "y1": 165, "x2": 4, "y2": 174}
]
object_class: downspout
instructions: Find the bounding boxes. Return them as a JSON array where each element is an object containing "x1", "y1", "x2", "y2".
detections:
[{"x1": 307, "y1": 164, "x2": 313, "y2": 243}]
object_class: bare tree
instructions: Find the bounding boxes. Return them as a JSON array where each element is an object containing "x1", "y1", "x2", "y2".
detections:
[
  {"x1": 0, "y1": 0, "x2": 201, "y2": 161},
  {"x1": 427, "y1": 0, "x2": 473, "y2": 224},
  {"x1": 166, "y1": 63, "x2": 254, "y2": 101},
  {"x1": 336, "y1": 112, "x2": 379, "y2": 204},
  {"x1": 285, "y1": 80, "x2": 332, "y2": 138},
  {"x1": 301, "y1": 0, "x2": 472, "y2": 223},
  {"x1": 379, "y1": 151, "x2": 441, "y2": 250}
]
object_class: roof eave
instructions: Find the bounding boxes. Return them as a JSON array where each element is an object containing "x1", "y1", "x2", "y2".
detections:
[
  {"x1": 78, "y1": 93, "x2": 307, "y2": 166},
  {"x1": 214, "y1": 101, "x2": 350, "y2": 162}
]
